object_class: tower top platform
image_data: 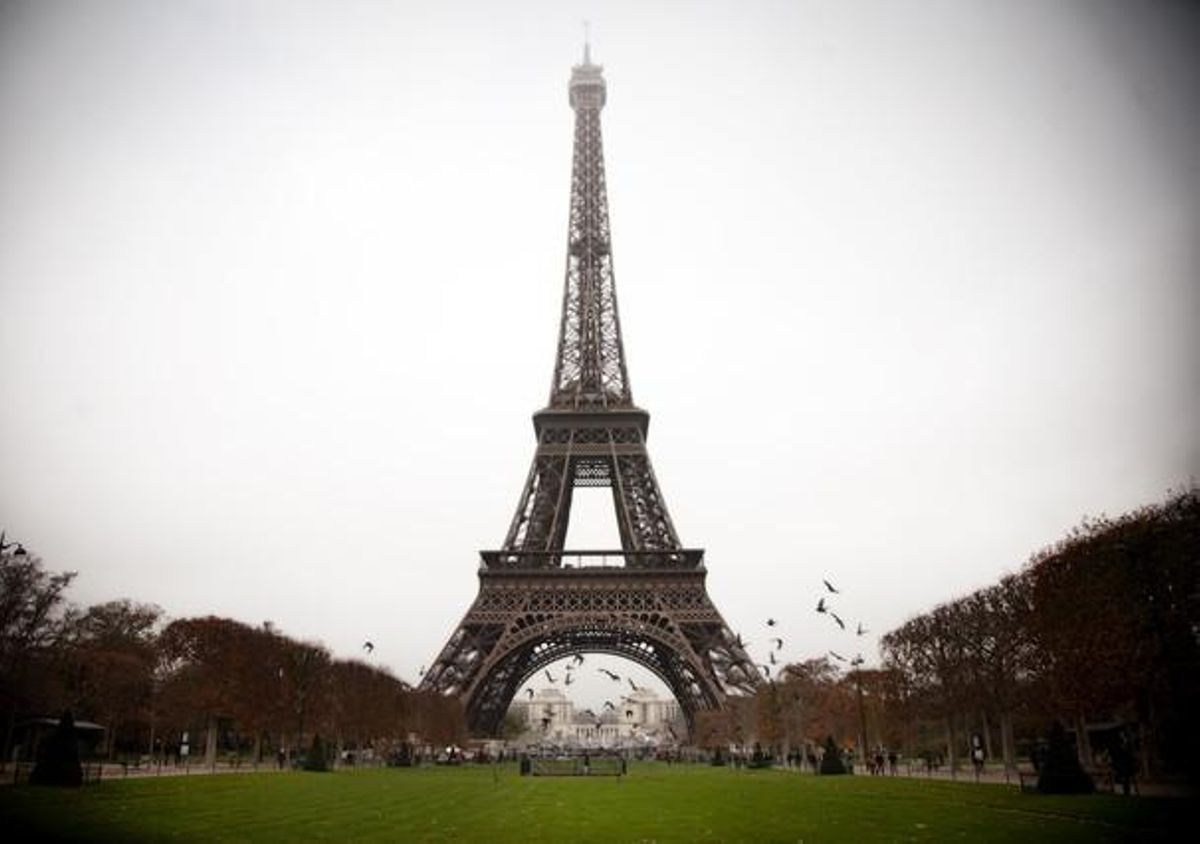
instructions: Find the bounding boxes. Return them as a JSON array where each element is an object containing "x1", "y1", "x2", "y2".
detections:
[{"x1": 569, "y1": 43, "x2": 605, "y2": 109}]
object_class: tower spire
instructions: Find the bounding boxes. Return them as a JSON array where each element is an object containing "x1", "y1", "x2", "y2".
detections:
[
  {"x1": 583, "y1": 20, "x2": 591, "y2": 65},
  {"x1": 554, "y1": 36, "x2": 629, "y2": 409}
]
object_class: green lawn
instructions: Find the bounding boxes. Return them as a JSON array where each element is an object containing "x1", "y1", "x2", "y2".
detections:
[{"x1": 0, "y1": 763, "x2": 1192, "y2": 842}]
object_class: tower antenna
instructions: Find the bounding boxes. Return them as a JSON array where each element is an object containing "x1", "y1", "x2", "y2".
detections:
[{"x1": 583, "y1": 20, "x2": 591, "y2": 64}]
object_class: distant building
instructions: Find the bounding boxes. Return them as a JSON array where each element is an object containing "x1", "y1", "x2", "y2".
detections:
[{"x1": 509, "y1": 687, "x2": 680, "y2": 749}]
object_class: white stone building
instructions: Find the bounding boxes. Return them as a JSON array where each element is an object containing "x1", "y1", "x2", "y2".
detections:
[{"x1": 510, "y1": 687, "x2": 681, "y2": 749}]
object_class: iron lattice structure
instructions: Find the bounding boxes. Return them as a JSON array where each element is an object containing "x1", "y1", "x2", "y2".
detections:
[{"x1": 421, "y1": 48, "x2": 759, "y2": 736}]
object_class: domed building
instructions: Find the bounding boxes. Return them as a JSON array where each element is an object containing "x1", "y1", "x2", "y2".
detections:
[{"x1": 509, "y1": 687, "x2": 681, "y2": 749}]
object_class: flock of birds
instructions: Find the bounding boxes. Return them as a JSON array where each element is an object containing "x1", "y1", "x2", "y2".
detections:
[
  {"x1": 523, "y1": 655, "x2": 647, "y2": 696},
  {"x1": 737, "y1": 576, "x2": 872, "y2": 682},
  {"x1": 517, "y1": 575, "x2": 874, "y2": 707}
]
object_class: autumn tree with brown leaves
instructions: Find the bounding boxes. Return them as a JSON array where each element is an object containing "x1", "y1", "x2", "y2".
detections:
[
  {"x1": 0, "y1": 544, "x2": 75, "y2": 761},
  {"x1": 59, "y1": 600, "x2": 162, "y2": 758}
]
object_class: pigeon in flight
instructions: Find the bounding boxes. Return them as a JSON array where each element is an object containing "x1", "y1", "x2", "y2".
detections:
[
  {"x1": 770, "y1": 637, "x2": 783, "y2": 650},
  {"x1": 526, "y1": 688, "x2": 535, "y2": 699},
  {"x1": 856, "y1": 623, "x2": 868, "y2": 636},
  {"x1": 362, "y1": 641, "x2": 374, "y2": 654},
  {"x1": 823, "y1": 579, "x2": 840, "y2": 594},
  {"x1": 828, "y1": 651, "x2": 846, "y2": 662},
  {"x1": 766, "y1": 618, "x2": 777, "y2": 627},
  {"x1": 572, "y1": 653, "x2": 585, "y2": 666},
  {"x1": 816, "y1": 598, "x2": 827, "y2": 614},
  {"x1": 544, "y1": 669, "x2": 556, "y2": 684},
  {"x1": 851, "y1": 654, "x2": 865, "y2": 667},
  {"x1": 628, "y1": 678, "x2": 640, "y2": 692},
  {"x1": 599, "y1": 668, "x2": 620, "y2": 682},
  {"x1": 829, "y1": 611, "x2": 846, "y2": 630}
]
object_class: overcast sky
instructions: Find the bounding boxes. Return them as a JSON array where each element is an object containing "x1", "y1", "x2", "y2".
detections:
[{"x1": 1, "y1": 0, "x2": 1197, "y2": 711}]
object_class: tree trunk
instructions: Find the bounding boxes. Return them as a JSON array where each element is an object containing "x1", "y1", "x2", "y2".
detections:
[
  {"x1": 1074, "y1": 713, "x2": 1093, "y2": 768},
  {"x1": 107, "y1": 712, "x2": 118, "y2": 760},
  {"x1": 946, "y1": 713, "x2": 959, "y2": 778},
  {"x1": 981, "y1": 709, "x2": 994, "y2": 761},
  {"x1": 999, "y1": 711, "x2": 1016, "y2": 778},
  {"x1": 205, "y1": 716, "x2": 218, "y2": 769}
]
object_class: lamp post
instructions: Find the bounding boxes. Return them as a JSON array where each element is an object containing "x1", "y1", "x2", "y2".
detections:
[{"x1": 853, "y1": 669, "x2": 868, "y2": 770}]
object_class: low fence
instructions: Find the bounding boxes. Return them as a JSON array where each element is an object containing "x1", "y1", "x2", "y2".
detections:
[
  {"x1": 5, "y1": 762, "x2": 105, "y2": 786},
  {"x1": 528, "y1": 756, "x2": 625, "y2": 777}
]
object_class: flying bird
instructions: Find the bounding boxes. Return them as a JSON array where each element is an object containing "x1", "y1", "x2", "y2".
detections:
[
  {"x1": 770, "y1": 637, "x2": 783, "y2": 650},
  {"x1": 362, "y1": 641, "x2": 374, "y2": 653},
  {"x1": 0, "y1": 532, "x2": 12, "y2": 552},
  {"x1": 829, "y1": 611, "x2": 846, "y2": 630},
  {"x1": 856, "y1": 623, "x2": 868, "y2": 636},
  {"x1": 572, "y1": 653, "x2": 585, "y2": 666},
  {"x1": 544, "y1": 669, "x2": 556, "y2": 684},
  {"x1": 418, "y1": 665, "x2": 426, "y2": 676},
  {"x1": 828, "y1": 651, "x2": 846, "y2": 662},
  {"x1": 598, "y1": 668, "x2": 620, "y2": 682},
  {"x1": 526, "y1": 688, "x2": 535, "y2": 699},
  {"x1": 851, "y1": 655, "x2": 865, "y2": 667},
  {"x1": 823, "y1": 579, "x2": 839, "y2": 594},
  {"x1": 759, "y1": 664, "x2": 772, "y2": 678},
  {"x1": 565, "y1": 674, "x2": 575, "y2": 686},
  {"x1": 816, "y1": 598, "x2": 827, "y2": 614},
  {"x1": 603, "y1": 700, "x2": 615, "y2": 710},
  {"x1": 766, "y1": 618, "x2": 777, "y2": 627},
  {"x1": 769, "y1": 651, "x2": 777, "y2": 665},
  {"x1": 626, "y1": 709, "x2": 634, "y2": 719},
  {"x1": 734, "y1": 633, "x2": 747, "y2": 649},
  {"x1": 628, "y1": 678, "x2": 640, "y2": 692}
]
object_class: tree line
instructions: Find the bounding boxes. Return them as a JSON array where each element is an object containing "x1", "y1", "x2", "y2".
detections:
[
  {"x1": 5, "y1": 488, "x2": 1194, "y2": 775},
  {"x1": 707, "y1": 488, "x2": 1198, "y2": 780},
  {"x1": 0, "y1": 550, "x2": 465, "y2": 766}
]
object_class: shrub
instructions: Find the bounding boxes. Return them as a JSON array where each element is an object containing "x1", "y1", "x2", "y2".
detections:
[
  {"x1": 30, "y1": 711, "x2": 84, "y2": 787},
  {"x1": 1036, "y1": 722, "x2": 1094, "y2": 794},
  {"x1": 304, "y1": 734, "x2": 330, "y2": 772},
  {"x1": 819, "y1": 736, "x2": 847, "y2": 775}
]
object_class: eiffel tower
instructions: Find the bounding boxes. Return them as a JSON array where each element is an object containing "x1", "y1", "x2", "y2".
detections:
[{"x1": 421, "y1": 45, "x2": 759, "y2": 735}]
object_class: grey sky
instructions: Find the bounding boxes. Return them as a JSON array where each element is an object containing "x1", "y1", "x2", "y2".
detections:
[{"x1": 1, "y1": 0, "x2": 1197, "y2": 710}]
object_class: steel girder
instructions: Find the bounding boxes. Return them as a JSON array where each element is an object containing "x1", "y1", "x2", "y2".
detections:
[
  {"x1": 551, "y1": 59, "x2": 630, "y2": 410},
  {"x1": 420, "y1": 569, "x2": 760, "y2": 736},
  {"x1": 502, "y1": 423, "x2": 681, "y2": 560}
]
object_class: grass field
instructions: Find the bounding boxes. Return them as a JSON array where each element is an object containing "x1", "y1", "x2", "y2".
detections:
[{"x1": 0, "y1": 763, "x2": 1193, "y2": 842}]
